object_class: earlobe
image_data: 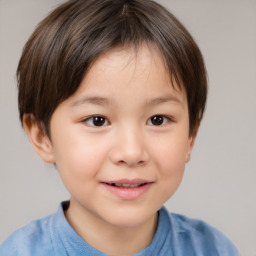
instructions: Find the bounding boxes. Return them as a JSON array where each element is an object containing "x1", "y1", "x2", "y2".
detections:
[{"x1": 23, "y1": 114, "x2": 55, "y2": 163}]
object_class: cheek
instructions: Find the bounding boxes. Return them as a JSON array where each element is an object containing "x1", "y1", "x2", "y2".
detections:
[
  {"x1": 53, "y1": 140, "x2": 108, "y2": 199},
  {"x1": 52, "y1": 134, "x2": 109, "y2": 182},
  {"x1": 152, "y1": 135, "x2": 189, "y2": 175},
  {"x1": 153, "y1": 138, "x2": 188, "y2": 200}
]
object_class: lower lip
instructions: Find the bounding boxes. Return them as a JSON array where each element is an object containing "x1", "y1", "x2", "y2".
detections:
[{"x1": 102, "y1": 183, "x2": 153, "y2": 200}]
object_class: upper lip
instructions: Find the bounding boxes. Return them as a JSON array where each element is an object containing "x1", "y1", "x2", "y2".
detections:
[{"x1": 102, "y1": 179, "x2": 153, "y2": 185}]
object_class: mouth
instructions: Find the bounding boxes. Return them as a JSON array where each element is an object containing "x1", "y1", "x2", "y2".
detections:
[
  {"x1": 104, "y1": 182, "x2": 148, "y2": 188},
  {"x1": 101, "y1": 179, "x2": 153, "y2": 200}
]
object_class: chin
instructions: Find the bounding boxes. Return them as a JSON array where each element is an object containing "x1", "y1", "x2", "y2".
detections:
[{"x1": 102, "y1": 207, "x2": 156, "y2": 229}]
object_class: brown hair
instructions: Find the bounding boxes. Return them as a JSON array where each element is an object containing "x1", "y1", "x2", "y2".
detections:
[{"x1": 18, "y1": 0, "x2": 207, "y2": 135}]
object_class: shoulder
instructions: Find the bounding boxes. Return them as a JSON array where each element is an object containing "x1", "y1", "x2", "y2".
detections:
[
  {"x1": 0, "y1": 215, "x2": 54, "y2": 256},
  {"x1": 163, "y1": 208, "x2": 240, "y2": 255}
]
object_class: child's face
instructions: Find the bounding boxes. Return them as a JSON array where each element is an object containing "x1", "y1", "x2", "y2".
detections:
[{"x1": 33, "y1": 45, "x2": 195, "y2": 229}]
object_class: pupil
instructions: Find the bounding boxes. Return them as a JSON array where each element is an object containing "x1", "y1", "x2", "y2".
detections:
[
  {"x1": 93, "y1": 116, "x2": 105, "y2": 126},
  {"x1": 151, "y1": 115, "x2": 163, "y2": 125}
]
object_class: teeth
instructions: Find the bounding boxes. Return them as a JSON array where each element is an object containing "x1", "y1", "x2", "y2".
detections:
[{"x1": 110, "y1": 183, "x2": 142, "y2": 188}]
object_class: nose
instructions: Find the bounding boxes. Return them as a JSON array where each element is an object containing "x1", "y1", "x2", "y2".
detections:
[{"x1": 109, "y1": 127, "x2": 149, "y2": 167}]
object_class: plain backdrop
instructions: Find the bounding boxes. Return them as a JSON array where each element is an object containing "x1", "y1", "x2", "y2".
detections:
[{"x1": 0, "y1": 0, "x2": 255, "y2": 255}]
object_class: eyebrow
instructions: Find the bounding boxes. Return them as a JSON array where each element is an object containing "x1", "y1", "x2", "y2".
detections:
[
  {"x1": 72, "y1": 96, "x2": 111, "y2": 107},
  {"x1": 72, "y1": 95, "x2": 183, "y2": 107},
  {"x1": 146, "y1": 96, "x2": 183, "y2": 106}
]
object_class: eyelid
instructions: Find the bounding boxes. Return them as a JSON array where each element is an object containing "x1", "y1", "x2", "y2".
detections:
[
  {"x1": 82, "y1": 115, "x2": 110, "y2": 127},
  {"x1": 146, "y1": 115, "x2": 172, "y2": 126}
]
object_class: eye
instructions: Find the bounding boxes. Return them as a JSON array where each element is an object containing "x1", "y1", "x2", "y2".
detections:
[
  {"x1": 147, "y1": 115, "x2": 170, "y2": 126},
  {"x1": 83, "y1": 116, "x2": 109, "y2": 127}
]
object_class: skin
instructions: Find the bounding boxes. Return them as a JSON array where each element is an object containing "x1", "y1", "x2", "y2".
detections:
[{"x1": 24, "y1": 45, "x2": 197, "y2": 255}]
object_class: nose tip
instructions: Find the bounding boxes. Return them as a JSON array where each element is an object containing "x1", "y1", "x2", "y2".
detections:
[{"x1": 109, "y1": 136, "x2": 149, "y2": 167}]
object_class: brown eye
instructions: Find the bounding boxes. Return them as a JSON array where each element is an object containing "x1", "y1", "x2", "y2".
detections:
[
  {"x1": 84, "y1": 116, "x2": 109, "y2": 127},
  {"x1": 147, "y1": 115, "x2": 169, "y2": 126}
]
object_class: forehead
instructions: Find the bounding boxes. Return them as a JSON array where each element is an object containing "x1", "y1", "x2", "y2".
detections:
[
  {"x1": 67, "y1": 44, "x2": 187, "y2": 107},
  {"x1": 83, "y1": 45, "x2": 182, "y2": 89}
]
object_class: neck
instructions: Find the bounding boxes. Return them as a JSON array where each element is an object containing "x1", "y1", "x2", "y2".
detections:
[{"x1": 64, "y1": 199, "x2": 158, "y2": 256}]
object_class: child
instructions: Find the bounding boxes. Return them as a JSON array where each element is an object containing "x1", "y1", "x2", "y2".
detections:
[{"x1": 0, "y1": 0, "x2": 240, "y2": 255}]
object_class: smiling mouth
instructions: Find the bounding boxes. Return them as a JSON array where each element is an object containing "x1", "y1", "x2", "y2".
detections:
[
  {"x1": 104, "y1": 182, "x2": 148, "y2": 188},
  {"x1": 101, "y1": 179, "x2": 153, "y2": 200}
]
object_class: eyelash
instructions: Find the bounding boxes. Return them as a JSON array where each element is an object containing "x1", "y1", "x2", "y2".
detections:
[
  {"x1": 146, "y1": 115, "x2": 171, "y2": 126},
  {"x1": 82, "y1": 115, "x2": 172, "y2": 127},
  {"x1": 83, "y1": 116, "x2": 110, "y2": 127}
]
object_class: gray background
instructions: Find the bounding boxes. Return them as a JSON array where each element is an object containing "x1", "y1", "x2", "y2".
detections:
[{"x1": 0, "y1": 0, "x2": 255, "y2": 255}]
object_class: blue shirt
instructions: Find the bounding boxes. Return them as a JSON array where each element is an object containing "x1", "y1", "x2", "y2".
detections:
[{"x1": 0, "y1": 201, "x2": 240, "y2": 255}]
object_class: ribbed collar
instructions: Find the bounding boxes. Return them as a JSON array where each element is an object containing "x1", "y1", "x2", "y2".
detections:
[{"x1": 49, "y1": 201, "x2": 174, "y2": 256}]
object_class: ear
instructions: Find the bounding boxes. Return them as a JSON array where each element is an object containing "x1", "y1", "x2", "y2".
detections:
[
  {"x1": 185, "y1": 121, "x2": 200, "y2": 163},
  {"x1": 23, "y1": 114, "x2": 55, "y2": 163},
  {"x1": 185, "y1": 135, "x2": 196, "y2": 163}
]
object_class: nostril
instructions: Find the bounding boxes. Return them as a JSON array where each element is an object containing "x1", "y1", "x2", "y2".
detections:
[
  {"x1": 117, "y1": 160, "x2": 126, "y2": 165},
  {"x1": 116, "y1": 159, "x2": 145, "y2": 167}
]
